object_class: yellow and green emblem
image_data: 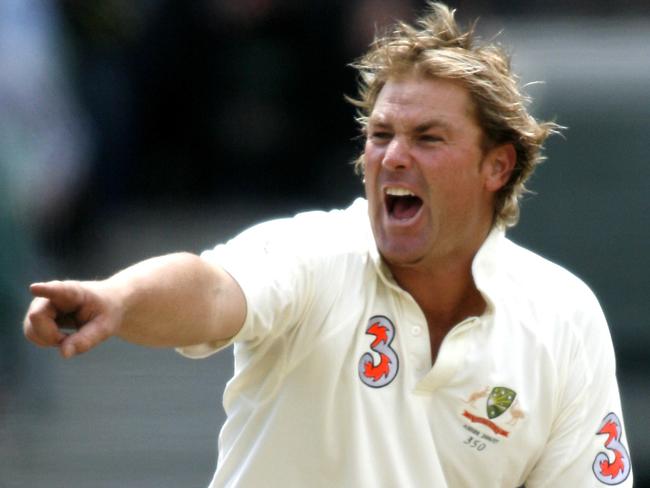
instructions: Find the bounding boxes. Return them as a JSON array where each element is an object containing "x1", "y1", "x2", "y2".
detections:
[{"x1": 486, "y1": 386, "x2": 516, "y2": 419}]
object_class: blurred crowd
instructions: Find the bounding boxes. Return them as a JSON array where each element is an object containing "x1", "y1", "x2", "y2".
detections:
[
  {"x1": 1, "y1": 0, "x2": 649, "y2": 409},
  {"x1": 4, "y1": 0, "x2": 650, "y2": 253},
  {"x1": 1, "y1": 0, "x2": 419, "y2": 259}
]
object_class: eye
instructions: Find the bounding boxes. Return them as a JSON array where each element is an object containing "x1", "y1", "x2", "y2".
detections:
[
  {"x1": 369, "y1": 131, "x2": 393, "y2": 143},
  {"x1": 419, "y1": 134, "x2": 443, "y2": 143}
]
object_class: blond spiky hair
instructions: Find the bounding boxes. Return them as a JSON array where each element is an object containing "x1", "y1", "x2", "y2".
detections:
[{"x1": 349, "y1": 2, "x2": 561, "y2": 228}]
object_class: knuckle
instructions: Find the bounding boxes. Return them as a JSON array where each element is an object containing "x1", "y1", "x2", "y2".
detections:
[
  {"x1": 23, "y1": 319, "x2": 39, "y2": 338},
  {"x1": 26, "y1": 309, "x2": 41, "y2": 324},
  {"x1": 24, "y1": 314, "x2": 34, "y2": 330},
  {"x1": 24, "y1": 326, "x2": 46, "y2": 347}
]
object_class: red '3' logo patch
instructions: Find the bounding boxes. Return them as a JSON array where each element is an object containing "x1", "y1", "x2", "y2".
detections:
[
  {"x1": 358, "y1": 315, "x2": 399, "y2": 388},
  {"x1": 593, "y1": 412, "x2": 631, "y2": 485}
]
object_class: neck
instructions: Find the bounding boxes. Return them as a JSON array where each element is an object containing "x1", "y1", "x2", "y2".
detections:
[{"x1": 387, "y1": 230, "x2": 490, "y2": 333}]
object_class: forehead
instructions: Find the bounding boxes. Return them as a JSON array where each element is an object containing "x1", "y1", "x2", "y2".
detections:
[{"x1": 369, "y1": 76, "x2": 477, "y2": 128}]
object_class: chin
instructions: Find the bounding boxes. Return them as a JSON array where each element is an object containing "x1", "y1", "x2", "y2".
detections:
[
  {"x1": 378, "y1": 241, "x2": 428, "y2": 268},
  {"x1": 384, "y1": 255, "x2": 426, "y2": 269}
]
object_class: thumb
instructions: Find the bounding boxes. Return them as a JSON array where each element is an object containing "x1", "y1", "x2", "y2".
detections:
[{"x1": 59, "y1": 314, "x2": 115, "y2": 358}]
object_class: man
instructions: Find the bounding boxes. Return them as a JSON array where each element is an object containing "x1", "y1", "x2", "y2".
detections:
[{"x1": 23, "y1": 3, "x2": 632, "y2": 486}]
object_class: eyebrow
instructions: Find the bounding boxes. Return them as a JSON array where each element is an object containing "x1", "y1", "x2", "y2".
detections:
[
  {"x1": 413, "y1": 119, "x2": 452, "y2": 133},
  {"x1": 367, "y1": 117, "x2": 452, "y2": 133}
]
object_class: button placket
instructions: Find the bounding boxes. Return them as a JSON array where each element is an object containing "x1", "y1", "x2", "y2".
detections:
[
  {"x1": 399, "y1": 298, "x2": 431, "y2": 383},
  {"x1": 415, "y1": 316, "x2": 478, "y2": 392}
]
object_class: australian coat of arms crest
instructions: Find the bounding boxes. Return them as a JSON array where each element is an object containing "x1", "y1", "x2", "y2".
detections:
[{"x1": 463, "y1": 386, "x2": 524, "y2": 437}]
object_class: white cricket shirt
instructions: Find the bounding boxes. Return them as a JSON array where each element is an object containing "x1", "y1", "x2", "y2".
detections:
[{"x1": 179, "y1": 198, "x2": 632, "y2": 487}]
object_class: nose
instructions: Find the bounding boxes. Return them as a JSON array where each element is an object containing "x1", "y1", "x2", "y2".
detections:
[{"x1": 382, "y1": 137, "x2": 411, "y2": 170}]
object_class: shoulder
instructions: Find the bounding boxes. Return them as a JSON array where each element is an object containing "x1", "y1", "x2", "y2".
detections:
[
  {"x1": 202, "y1": 199, "x2": 373, "y2": 290},
  {"x1": 495, "y1": 238, "x2": 618, "y2": 386},
  {"x1": 499, "y1": 237, "x2": 601, "y2": 316},
  {"x1": 224, "y1": 198, "x2": 372, "y2": 260},
  {"x1": 497, "y1": 238, "x2": 613, "y2": 356}
]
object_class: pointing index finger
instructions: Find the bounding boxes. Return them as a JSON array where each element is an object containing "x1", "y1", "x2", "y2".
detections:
[{"x1": 30, "y1": 281, "x2": 86, "y2": 314}]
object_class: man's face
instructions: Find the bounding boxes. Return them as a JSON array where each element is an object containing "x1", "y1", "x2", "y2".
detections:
[{"x1": 363, "y1": 76, "x2": 497, "y2": 269}]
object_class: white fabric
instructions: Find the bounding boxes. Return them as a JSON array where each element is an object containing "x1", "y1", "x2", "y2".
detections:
[{"x1": 178, "y1": 198, "x2": 632, "y2": 487}]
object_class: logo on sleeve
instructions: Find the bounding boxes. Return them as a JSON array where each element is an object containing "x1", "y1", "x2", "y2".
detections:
[
  {"x1": 358, "y1": 315, "x2": 399, "y2": 388},
  {"x1": 593, "y1": 412, "x2": 631, "y2": 485}
]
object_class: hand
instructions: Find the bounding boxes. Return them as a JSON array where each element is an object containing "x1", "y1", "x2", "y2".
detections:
[{"x1": 23, "y1": 280, "x2": 122, "y2": 359}]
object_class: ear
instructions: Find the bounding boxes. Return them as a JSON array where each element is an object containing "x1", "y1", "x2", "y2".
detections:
[{"x1": 482, "y1": 143, "x2": 516, "y2": 193}]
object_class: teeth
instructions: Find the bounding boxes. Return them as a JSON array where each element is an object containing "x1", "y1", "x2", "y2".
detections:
[{"x1": 385, "y1": 187, "x2": 415, "y2": 197}]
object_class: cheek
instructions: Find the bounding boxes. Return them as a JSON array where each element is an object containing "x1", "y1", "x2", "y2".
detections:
[
  {"x1": 363, "y1": 142, "x2": 380, "y2": 166},
  {"x1": 362, "y1": 145, "x2": 383, "y2": 181},
  {"x1": 421, "y1": 160, "x2": 482, "y2": 206}
]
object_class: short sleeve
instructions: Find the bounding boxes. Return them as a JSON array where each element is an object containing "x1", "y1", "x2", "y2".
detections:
[
  {"x1": 176, "y1": 217, "x2": 319, "y2": 359},
  {"x1": 525, "y1": 291, "x2": 633, "y2": 487}
]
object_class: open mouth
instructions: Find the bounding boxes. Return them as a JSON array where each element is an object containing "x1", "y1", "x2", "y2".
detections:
[{"x1": 385, "y1": 188, "x2": 423, "y2": 221}]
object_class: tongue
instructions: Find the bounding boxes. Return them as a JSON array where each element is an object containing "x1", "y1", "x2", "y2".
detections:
[{"x1": 392, "y1": 196, "x2": 421, "y2": 220}]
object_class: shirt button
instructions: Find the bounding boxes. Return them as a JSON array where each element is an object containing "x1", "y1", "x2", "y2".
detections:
[{"x1": 411, "y1": 325, "x2": 422, "y2": 336}]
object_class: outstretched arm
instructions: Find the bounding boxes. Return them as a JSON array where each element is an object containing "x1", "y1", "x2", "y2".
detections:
[{"x1": 23, "y1": 252, "x2": 246, "y2": 359}]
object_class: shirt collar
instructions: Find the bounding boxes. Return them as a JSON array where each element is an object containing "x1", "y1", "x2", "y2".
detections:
[
  {"x1": 471, "y1": 226, "x2": 504, "y2": 315},
  {"x1": 365, "y1": 211, "x2": 504, "y2": 314}
]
